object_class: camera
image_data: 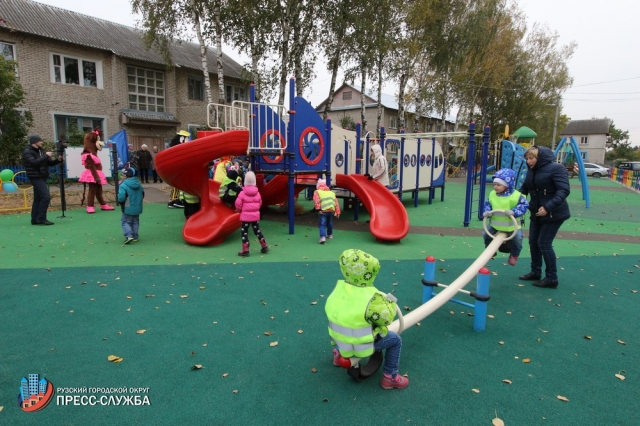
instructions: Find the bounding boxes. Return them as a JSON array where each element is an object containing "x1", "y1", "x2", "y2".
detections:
[{"x1": 56, "y1": 140, "x2": 68, "y2": 156}]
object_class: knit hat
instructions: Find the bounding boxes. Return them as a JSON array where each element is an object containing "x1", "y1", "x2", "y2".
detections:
[
  {"x1": 338, "y1": 249, "x2": 380, "y2": 287},
  {"x1": 244, "y1": 171, "x2": 256, "y2": 186},
  {"x1": 28, "y1": 134, "x2": 42, "y2": 145},
  {"x1": 492, "y1": 177, "x2": 508, "y2": 187},
  {"x1": 125, "y1": 168, "x2": 136, "y2": 178},
  {"x1": 316, "y1": 178, "x2": 326, "y2": 189}
]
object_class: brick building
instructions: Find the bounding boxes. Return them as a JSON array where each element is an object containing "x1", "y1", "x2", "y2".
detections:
[{"x1": 1, "y1": 0, "x2": 248, "y2": 152}]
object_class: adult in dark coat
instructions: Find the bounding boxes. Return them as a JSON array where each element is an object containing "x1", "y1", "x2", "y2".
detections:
[
  {"x1": 21, "y1": 134, "x2": 63, "y2": 225},
  {"x1": 518, "y1": 146, "x2": 571, "y2": 288},
  {"x1": 137, "y1": 144, "x2": 153, "y2": 183}
]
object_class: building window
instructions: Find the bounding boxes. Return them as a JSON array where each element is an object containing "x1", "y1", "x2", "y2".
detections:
[
  {"x1": 1, "y1": 41, "x2": 17, "y2": 74},
  {"x1": 188, "y1": 75, "x2": 204, "y2": 101},
  {"x1": 342, "y1": 91, "x2": 352, "y2": 100},
  {"x1": 127, "y1": 66, "x2": 164, "y2": 112},
  {"x1": 54, "y1": 115, "x2": 104, "y2": 143},
  {"x1": 225, "y1": 85, "x2": 246, "y2": 104},
  {"x1": 389, "y1": 116, "x2": 398, "y2": 129},
  {"x1": 50, "y1": 53, "x2": 102, "y2": 88},
  {"x1": 580, "y1": 136, "x2": 588, "y2": 145}
]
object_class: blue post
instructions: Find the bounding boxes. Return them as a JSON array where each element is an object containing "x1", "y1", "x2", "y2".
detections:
[
  {"x1": 326, "y1": 117, "x2": 332, "y2": 187},
  {"x1": 414, "y1": 136, "x2": 421, "y2": 207},
  {"x1": 473, "y1": 267, "x2": 491, "y2": 332},
  {"x1": 463, "y1": 122, "x2": 476, "y2": 227},
  {"x1": 477, "y1": 126, "x2": 491, "y2": 220},
  {"x1": 421, "y1": 256, "x2": 437, "y2": 304},
  {"x1": 287, "y1": 78, "x2": 296, "y2": 234}
]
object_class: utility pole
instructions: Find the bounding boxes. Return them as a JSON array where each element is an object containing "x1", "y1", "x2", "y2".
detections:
[{"x1": 551, "y1": 103, "x2": 560, "y2": 151}]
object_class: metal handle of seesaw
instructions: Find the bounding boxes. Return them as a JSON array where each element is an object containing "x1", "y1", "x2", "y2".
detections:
[{"x1": 482, "y1": 209, "x2": 520, "y2": 242}]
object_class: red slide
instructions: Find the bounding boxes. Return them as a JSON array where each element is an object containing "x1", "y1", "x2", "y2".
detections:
[
  {"x1": 155, "y1": 130, "x2": 249, "y2": 246},
  {"x1": 336, "y1": 174, "x2": 409, "y2": 243},
  {"x1": 259, "y1": 174, "x2": 308, "y2": 206}
]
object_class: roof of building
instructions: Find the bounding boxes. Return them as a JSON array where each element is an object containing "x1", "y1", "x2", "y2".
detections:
[
  {"x1": 315, "y1": 83, "x2": 456, "y2": 123},
  {"x1": 560, "y1": 119, "x2": 611, "y2": 136},
  {"x1": 121, "y1": 109, "x2": 180, "y2": 125},
  {"x1": 1, "y1": 0, "x2": 244, "y2": 79}
]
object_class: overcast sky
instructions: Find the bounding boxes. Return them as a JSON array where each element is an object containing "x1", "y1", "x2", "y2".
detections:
[{"x1": 34, "y1": 0, "x2": 640, "y2": 147}]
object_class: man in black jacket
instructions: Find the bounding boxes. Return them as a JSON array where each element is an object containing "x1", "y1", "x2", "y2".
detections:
[{"x1": 22, "y1": 135, "x2": 63, "y2": 225}]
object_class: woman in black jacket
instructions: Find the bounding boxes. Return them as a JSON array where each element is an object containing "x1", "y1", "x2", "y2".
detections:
[{"x1": 518, "y1": 146, "x2": 571, "y2": 288}]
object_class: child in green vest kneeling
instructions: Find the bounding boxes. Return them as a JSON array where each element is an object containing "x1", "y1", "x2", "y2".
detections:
[
  {"x1": 325, "y1": 249, "x2": 409, "y2": 389},
  {"x1": 482, "y1": 168, "x2": 529, "y2": 265}
]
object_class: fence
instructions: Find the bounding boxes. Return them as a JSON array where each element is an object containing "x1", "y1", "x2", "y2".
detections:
[{"x1": 610, "y1": 167, "x2": 640, "y2": 192}]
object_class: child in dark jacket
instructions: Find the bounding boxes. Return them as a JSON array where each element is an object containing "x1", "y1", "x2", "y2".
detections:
[
  {"x1": 482, "y1": 168, "x2": 529, "y2": 265},
  {"x1": 117, "y1": 168, "x2": 145, "y2": 244},
  {"x1": 234, "y1": 172, "x2": 268, "y2": 256}
]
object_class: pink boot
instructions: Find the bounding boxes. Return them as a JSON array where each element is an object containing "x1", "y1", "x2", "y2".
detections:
[
  {"x1": 260, "y1": 238, "x2": 269, "y2": 254},
  {"x1": 238, "y1": 242, "x2": 250, "y2": 257},
  {"x1": 86, "y1": 206, "x2": 95, "y2": 214},
  {"x1": 100, "y1": 204, "x2": 114, "y2": 211}
]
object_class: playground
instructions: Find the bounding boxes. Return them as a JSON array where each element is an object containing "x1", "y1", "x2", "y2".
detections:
[{"x1": 0, "y1": 171, "x2": 639, "y2": 424}]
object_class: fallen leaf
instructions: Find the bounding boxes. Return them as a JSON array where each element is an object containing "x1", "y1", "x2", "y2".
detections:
[
  {"x1": 191, "y1": 364, "x2": 203, "y2": 370},
  {"x1": 264, "y1": 331, "x2": 273, "y2": 336},
  {"x1": 136, "y1": 329, "x2": 147, "y2": 334},
  {"x1": 522, "y1": 358, "x2": 531, "y2": 363},
  {"x1": 65, "y1": 286, "x2": 72, "y2": 289},
  {"x1": 310, "y1": 301, "x2": 318, "y2": 305},
  {"x1": 311, "y1": 368, "x2": 317, "y2": 373},
  {"x1": 269, "y1": 341, "x2": 279, "y2": 347},
  {"x1": 297, "y1": 330, "x2": 304, "y2": 334},
  {"x1": 502, "y1": 379, "x2": 512, "y2": 384},
  {"x1": 322, "y1": 398, "x2": 329, "y2": 402},
  {"x1": 615, "y1": 374, "x2": 626, "y2": 381},
  {"x1": 404, "y1": 306, "x2": 411, "y2": 311},
  {"x1": 471, "y1": 388, "x2": 480, "y2": 393},
  {"x1": 0, "y1": 406, "x2": 3, "y2": 412},
  {"x1": 180, "y1": 295, "x2": 188, "y2": 299},
  {"x1": 498, "y1": 341, "x2": 505, "y2": 345},
  {"x1": 232, "y1": 390, "x2": 238, "y2": 394},
  {"x1": 492, "y1": 417, "x2": 505, "y2": 426},
  {"x1": 222, "y1": 373, "x2": 229, "y2": 378},
  {"x1": 617, "y1": 340, "x2": 626, "y2": 345},
  {"x1": 584, "y1": 335, "x2": 592, "y2": 340},
  {"x1": 487, "y1": 314, "x2": 495, "y2": 318},
  {"x1": 107, "y1": 355, "x2": 123, "y2": 363},
  {"x1": 557, "y1": 395, "x2": 569, "y2": 402}
]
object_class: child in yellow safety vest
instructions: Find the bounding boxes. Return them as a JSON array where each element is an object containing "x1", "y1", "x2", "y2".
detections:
[
  {"x1": 325, "y1": 249, "x2": 409, "y2": 389},
  {"x1": 482, "y1": 168, "x2": 529, "y2": 266},
  {"x1": 179, "y1": 190, "x2": 200, "y2": 220},
  {"x1": 313, "y1": 178, "x2": 341, "y2": 244}
]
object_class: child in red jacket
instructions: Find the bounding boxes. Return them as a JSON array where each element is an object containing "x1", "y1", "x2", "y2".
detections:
[{"x1": 235, "y1": 171, "x2": 269, "y2": 257}]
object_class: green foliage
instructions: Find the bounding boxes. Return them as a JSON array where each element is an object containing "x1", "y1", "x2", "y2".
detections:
[
  {"x1": 0, "y1": 56, "x2": 33, "y2": 165},
  {"x1": 603, "y1": 119, "x2": 639, "y2": 162},
  {"x1": 339, "y1": 115, "x2": 356, "y2": 131},
  {"x1": 66, "y1": 120, "x2": 85, "y2": 147}
]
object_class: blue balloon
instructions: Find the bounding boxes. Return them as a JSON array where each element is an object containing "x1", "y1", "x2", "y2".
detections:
[{"x1": 2, "y1": 182, "x2": 18, "y2": 193}]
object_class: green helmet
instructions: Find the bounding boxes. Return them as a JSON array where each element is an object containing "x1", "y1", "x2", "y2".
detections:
[{"x1": 338, "y1": 249, "x2": 380, "y2": 287}]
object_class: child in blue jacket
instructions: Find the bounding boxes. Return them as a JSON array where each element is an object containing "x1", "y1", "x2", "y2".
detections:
[
  {"x1": 117, "y1": 168, "x2": 145, "y2": 244},
  {"x1": 482, "y1": 168, "x2": 529, "y2": 265}
]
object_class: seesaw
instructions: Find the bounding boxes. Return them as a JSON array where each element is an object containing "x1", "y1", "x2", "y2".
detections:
[{"x1": 335, "y1": 211, "x2": 519, "y2": 380}]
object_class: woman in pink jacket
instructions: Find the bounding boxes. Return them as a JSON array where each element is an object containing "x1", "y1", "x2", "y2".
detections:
[{"x1": 235, "y1": 171, "x2": 269, "y2": 257}]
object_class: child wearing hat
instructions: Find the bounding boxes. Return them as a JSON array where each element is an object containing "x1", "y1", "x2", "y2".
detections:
[
  {"x1": 117, "y1": 167, "x2": 145, "y2": 244},
  {"x1": 482, "y1": 168, "x2": 529, "y2": 265},
  {"x1": 234, "y1": 171, "x2": 268, "y2": 256},
  {"x1": 325, "y1": 249, "x2": 409, "y2": 389},
  {"x1": 313, "y1": 178, "x2": 340, "y2": 244}
]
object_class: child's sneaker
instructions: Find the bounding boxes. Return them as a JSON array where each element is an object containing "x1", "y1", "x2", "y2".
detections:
[
  {"x1": 319, "y1": 237, "x2": 326, "y2": 244},
  {"x1": 380, "y1": 373, "x2": 409, "y2": 389},
  {"x1": 508, "y1": 255, "x2": 518, "y2": 266},
  {"x1": 328, "y1": 235, "x2": 333, "y2": 239},
  {"x1": 124, "y1": 237, "x2": 134, "y2": 245},
  {"x1": 333, "y1": 349, "x2": 341, "y2": 367}
]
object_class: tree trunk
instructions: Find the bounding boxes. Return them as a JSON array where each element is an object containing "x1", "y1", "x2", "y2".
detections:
[
  {"x1": 214, "y1": 1, "x2": 225, "y2": 105},
  {"x1": 360, "y1": 66, "x2": 368, "y2": 134}
]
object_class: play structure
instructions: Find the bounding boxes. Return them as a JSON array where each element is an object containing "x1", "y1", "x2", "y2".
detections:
[
  {"x1": 335, "y1": 213, "x2": 517, "y2": 380},
  {"x1": 460, "y1": 126, "x2": 592, "y2": 227},
  {"x1": 156, "y1": 79, "x2": 482, "y2": 246}
]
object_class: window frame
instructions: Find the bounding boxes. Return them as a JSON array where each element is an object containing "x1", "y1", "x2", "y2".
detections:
[
  {"x1": 50, "y1": 53, "x2": 103, "y2": 88},
  {"x1": 188, "y1": 75, "x2": 204, "y2": 101},
  {"x1": 53, "y1": 114, "x2": 106, "y2": 142},
  {"x1": 580, "y1": 136, "x2": 588, "y2": 145},
  {"x1": 225, "y1": 84, "x2": 247, "y2": 104},
  {"x1": 1, "y1": 41, "x2": 17, "y2": 75},
  {"x1": 127, "y1": 65, "x2": 165, "y2": 112}
]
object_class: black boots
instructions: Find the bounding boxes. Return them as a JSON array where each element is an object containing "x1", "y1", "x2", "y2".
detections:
[
  {"x1": 532, "y1": 278, "x2": 559, "y2": 289},
  {"x1": 519, "y1": 272, "x2": 541, "y2": 281}
]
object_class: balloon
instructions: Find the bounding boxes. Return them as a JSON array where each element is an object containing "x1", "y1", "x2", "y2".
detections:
[
  {"x1": 2, "y1": 182, "x2": 18, "y2": 193},
  {"x1": 0, "y1": 169, "x2": 15, "y2": 182}
]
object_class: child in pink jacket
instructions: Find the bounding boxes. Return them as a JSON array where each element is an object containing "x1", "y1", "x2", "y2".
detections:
[{"x1": 235, "y1": 171, "x2": 269, "y2": 257}]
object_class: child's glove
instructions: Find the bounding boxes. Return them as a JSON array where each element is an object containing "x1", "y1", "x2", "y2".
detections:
[
  {"x1": 505, "y1": 210, "x2": 515, "y2": 217},
  {"x1": 367, "y1": 175, "x2": 373, "y2": 180},
  {"x1": 483, "y1": 211, "x2": 492, "y2": 218}
]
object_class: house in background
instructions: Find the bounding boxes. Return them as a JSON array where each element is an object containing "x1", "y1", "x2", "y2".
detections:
[
  {"x1": 314, "y1": 83, "x2": 457, "y2": 136},
  {"x1": 560, "y1": 118, "x2": 611, "y2": 164},
  {"x1": 1, "y1": 0, "x2": 248, "y2": 154}
]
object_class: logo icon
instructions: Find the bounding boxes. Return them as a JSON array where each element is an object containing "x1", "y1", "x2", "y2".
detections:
[{"x1": 18, "y1": 373, "x2": 55, "y2": 412}]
